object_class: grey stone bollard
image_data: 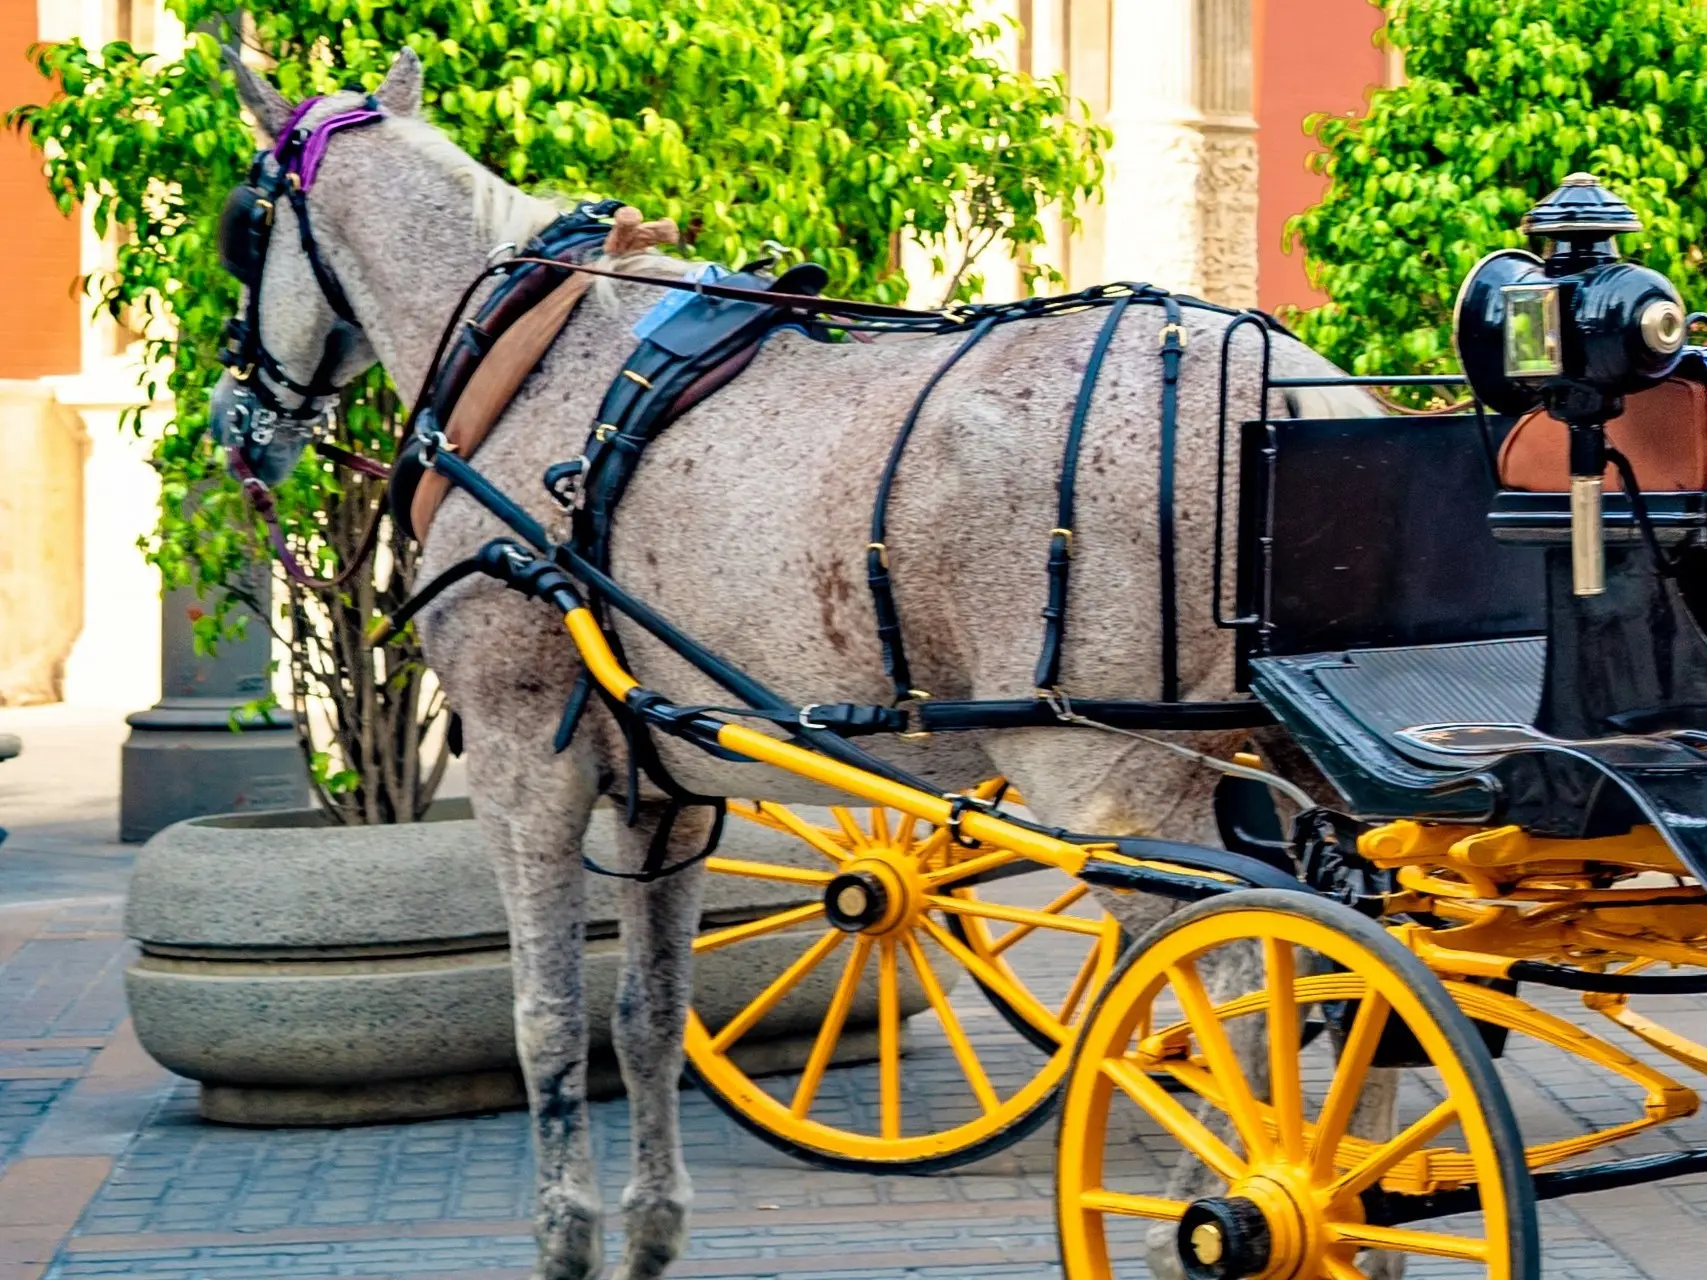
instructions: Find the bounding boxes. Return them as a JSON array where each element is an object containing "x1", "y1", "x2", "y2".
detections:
[
  {"x1": 120, "y1": 576, "x2": 310, "y2": 842},
  {"x1": 124, "y1": 799, "x2": 933, "y2": 1125}
]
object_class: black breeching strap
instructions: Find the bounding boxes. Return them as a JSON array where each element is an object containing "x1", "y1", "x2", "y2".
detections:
[
  {"x1": 867, "y1": 315, "x2": 1000, "y2": 704},
  {"x1": 1033, "y1": 294, "x2": 1133, "y2": 694},
  {"x1": 1157, "y1": 297, "x2": 1186, "y2": 703}
]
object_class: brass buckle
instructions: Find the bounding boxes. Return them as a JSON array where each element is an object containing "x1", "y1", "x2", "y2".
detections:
[
  {"x1": 1158, "y1": 321, "x2": 1188, "y2": 349},
  {"x1": 1050, "y1": 527, "x2": 1073, "y2": 556},
  {"x1": 867, "y1": 541, "x2": 888, "y2": 569},
  {"x1": 897, "y1": 688, "x2": 932, "y2": 740}
]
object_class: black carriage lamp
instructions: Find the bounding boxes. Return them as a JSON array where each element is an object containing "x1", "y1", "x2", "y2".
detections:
[{"x1": 1454, "y1": 172, "x2": 1687, "y2": 595}]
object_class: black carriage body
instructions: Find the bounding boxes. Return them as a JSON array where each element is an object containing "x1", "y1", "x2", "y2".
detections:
[
  {"x1": 1233, "y1": 410, "x2": 1542, "y2": 662},
  {"x1": 1234, "y1": 388, "x2": 1707, "y2": 881}
]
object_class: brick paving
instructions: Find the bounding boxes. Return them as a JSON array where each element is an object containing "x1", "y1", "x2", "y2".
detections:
[
  {"x1": 5, "y1": 710, "x2": 1707, "y2": 1278},
  {"x1": 0, "y1": 891, "x2": 1698, "y2": 1279}
]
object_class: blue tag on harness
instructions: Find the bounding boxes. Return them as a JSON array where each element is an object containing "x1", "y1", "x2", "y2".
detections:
[{"x1": 631, "y1": 263, "x2": 731, "y2": 341}]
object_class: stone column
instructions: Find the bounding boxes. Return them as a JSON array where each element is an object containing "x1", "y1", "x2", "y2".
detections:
[
  {"x1": 1101, "y1": 0, "x2": 1203, "y2": 292},
  {"x1": 0, "y1": 382, "x2": 88, "y2": 705},
  {"x1": 119, "y1": 572, "x2": 310, "y2": 842},
  {"x1": 1095, "y1": 0, "x2": 1258, "y2": 307},
  {"x1": 1197, "y1": 0, "x2": 1260, "y2": 308}
]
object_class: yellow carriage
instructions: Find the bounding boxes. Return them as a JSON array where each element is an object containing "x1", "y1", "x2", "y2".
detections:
[{"x1": 359, "y1": 174, "x2": 1707, "y2": 1278}]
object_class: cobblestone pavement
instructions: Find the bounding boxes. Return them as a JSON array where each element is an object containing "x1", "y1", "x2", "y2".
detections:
[{"x1": 4, "y1": 710, "x2": 1707, "y2": 1278}]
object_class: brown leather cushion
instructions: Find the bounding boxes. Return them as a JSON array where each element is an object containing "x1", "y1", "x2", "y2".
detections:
[{"x1": 1499, "y1": 378, "x2": 1707, "y2": 491}]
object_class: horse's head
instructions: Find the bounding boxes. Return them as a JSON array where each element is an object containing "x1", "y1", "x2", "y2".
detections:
[{"x1": 208, "y1": 48, "x2": 423, "y2": 485}]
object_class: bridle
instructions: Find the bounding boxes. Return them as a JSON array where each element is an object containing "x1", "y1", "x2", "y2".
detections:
[
  {"x1": 218, "y1": 94, "x2": 382, "y2": 424},
  {"x1": 216, "y1": 94, "x2": 391, "y2": 588}
]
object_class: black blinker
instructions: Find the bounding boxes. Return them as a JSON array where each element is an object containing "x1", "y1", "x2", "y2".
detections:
[{"x1": 217, "y1": 182, "x2": 272, "y2": 285}]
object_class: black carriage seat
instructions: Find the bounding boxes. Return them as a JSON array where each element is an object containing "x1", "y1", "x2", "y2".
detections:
[
  {"x1": 1249, "y1": 638, "x2": 1545, "y2": 822},
  {"x1": 1235, "y1": 409, "x2": 1550, "y2": 821}
]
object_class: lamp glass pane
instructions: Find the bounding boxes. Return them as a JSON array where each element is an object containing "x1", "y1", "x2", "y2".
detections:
[{"x1": 1503, "y1": 283, "x2": 1563, "y2": 379}]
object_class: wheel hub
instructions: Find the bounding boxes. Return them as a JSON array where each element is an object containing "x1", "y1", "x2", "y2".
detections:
[
  {"x1": 823, "y1": 856, "x2": 913, "y2": 934},
  {"x1": 1177, "y1": 1196, "x2": 1272, "y2": 1279},
  {"x1": 825, "y1": 871, "x2": 888, "y2": 932}
]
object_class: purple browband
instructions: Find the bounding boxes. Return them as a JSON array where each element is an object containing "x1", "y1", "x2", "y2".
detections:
[{"x1": 275, "y1": 95, "x2": 385, "y2": 191}]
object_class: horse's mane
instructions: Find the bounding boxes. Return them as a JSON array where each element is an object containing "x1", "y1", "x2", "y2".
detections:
[
  {"x1": 390, "y1": 116, "x2": 692, "y2": 292},
  {"x1": 390, "y1": 116, "x2": 561, "y2": 249}
]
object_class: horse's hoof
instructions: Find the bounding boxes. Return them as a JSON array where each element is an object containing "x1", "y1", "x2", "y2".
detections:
[
  {"x1": 1143, "y1": 1221, "x2": 1187, "y2": 1280},
  {"x1": 612, "y1": 1194, "x2": 688, "y2": 1280},
  {"x1": 532, "y1": 1191, "x2": 604, "y2": 1280},
  {"x1": 1359, "y1": 1253, "x2": 1407, "y2": 1279}
]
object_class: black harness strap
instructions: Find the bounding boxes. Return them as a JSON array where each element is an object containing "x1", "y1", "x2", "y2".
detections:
[
  {"x1": 867, "y1": 315, "x2": 1000, "y2": 704},
  {"x1": 1033, "y1": 294, "x2": 1134, "y2": 694},
  {"x1": 371, "y1": 262, "x2": 1295, "y2": 880},
  {"x1": 1157, "y1": 297, "x2": 1187, "y2": 703}
]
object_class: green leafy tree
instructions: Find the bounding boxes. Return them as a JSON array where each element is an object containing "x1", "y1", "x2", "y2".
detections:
[
  {"x1": 10, "y1": 1, "x2": 1106, "y2": 822},
  {"x1": 1285, "y1": 0, "x2": 1707, "y2": 386}
]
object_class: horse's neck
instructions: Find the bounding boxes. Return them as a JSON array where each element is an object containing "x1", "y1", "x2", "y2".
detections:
[{"x1": 324, "y1": 134, "x2": 551, "y2": 407}]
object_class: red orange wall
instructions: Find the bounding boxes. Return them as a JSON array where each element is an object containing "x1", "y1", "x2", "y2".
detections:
[
  {"x1": 1256, "y1": 0, "x2": 1388, "y2": 314},
  {"x1": 1, "y1": 8, "x2": 81, "y2": 379}
]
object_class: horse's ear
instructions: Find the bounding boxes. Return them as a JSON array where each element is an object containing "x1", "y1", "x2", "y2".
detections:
[
  {"x1": 374, "y1": 47, "x2": 422, "y2": 118},
  {"x1": 222, "y1": 45, "x2": 291, "y2": 142}
]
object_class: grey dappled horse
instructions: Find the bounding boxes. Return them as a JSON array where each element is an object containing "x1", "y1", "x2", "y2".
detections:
[{"x1": 211, "y1": 48, "x2": 1399, "y2": 1280}]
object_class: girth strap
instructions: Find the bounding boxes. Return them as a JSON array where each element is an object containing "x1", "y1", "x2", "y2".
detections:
[
  {"x1": 866, "y1": 316, "x2": 1000, "y2": 704},
  {"x1": 1157, "y1": 297, "x2": 1186, "y2": 702},
  {"x1": 1033, "y1": 294, "x2": 1134, "y2": 693}
]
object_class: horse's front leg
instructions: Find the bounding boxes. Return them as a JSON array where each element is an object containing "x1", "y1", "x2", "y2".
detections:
[
  {"x1": 610, "y1": 801, "x2": 711, "y2": 1280},
  {"x1": 462, "y1": 708, "x2": 605, "y2": 1280}
]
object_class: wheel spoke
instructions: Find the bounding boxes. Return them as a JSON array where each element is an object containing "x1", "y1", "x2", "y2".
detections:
[
  {"x1": 1103, "y1": 1056, "x2": 1247, "y2": 1182},
  {"x1": 922, "y1": 847, "x2": 1022, "y2": 889},
  {"x1": 709, "y1": 930, "x2": 843, "y2": 1053},
  {"x1": 1168, "y1": 960, "x2": 1274, "y2": 1163},
  {"x1": 988, "y1": 883, "x2": 1093, "y2": 957},
  {"x1": 917, "y1": 916, "x2": 1066, "y2": 1043},
  {"x1": 705, "y1": 855, "x2": 835, "y2": 887},
  {"x1": 1327, "y1": 1098, "x2": 1457, "y2": 1203},
  {"x1": 1264, "y1": 938, "x2": 1305, "y2": 1163},
  {"x1": 878, "y1": 938, "x2": 902, "y2": 1139},
  {"x1": 1311, "y1": 992, "x2": 1391, "y2": 1179},
  {"x1": 927, "y1": 894, "x2": 1107, "y2": 938},
  {"x1": 896, "y1": 814, "x2": 918, "y2": 855},
  {"x1": 695, "y1": 903, "x2": 826, "y2": 954},
  {"x1": 754, "y1": 804, "x2": 851, "y2": 865},
  {"x1": 790, "y1": 935, "x2": 872, "y2": 1117},
  {"x1": 1058, "y1": 941, "x2": 1103, "y2": 1026},
  {"x1": 1078, "y1": 1188, "x2": 1186, "y2": 1220},
  {"x1": 902, "y1": 933, "x2": 999, "y2": 1114},
  {"x1": 1322, "y1": 1257, "x2": 1367, "y2": 1280},
  {"x1": 831, "y1": 806, "x2": 867, "y2": 849},
  {"x1": 870, "y1": 807, "x2": 890, "y2": 846},
  {"x1": 1328, "y1": 1224, "x2": 1489, "y2": 1262}
]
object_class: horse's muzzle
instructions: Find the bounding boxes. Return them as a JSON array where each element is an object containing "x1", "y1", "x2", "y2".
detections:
[{"x1": 209, "y1": 374, "x2": 304, "y2": 486}]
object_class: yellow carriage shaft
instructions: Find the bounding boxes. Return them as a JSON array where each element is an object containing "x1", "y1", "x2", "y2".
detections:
[{"x1": 566, "y1": 606, "x2": 1216, "y2": 885}]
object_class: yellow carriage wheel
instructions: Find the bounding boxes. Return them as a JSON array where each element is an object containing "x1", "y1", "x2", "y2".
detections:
[
  {"x1": 685, "y1": 791, "x2": 1123, "y2": 1171},
  {"x1": 1057, "y1": 889, "x2": 1538, "y2": 1280}
]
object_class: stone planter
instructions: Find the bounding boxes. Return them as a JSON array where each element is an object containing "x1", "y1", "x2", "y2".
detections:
[{"x1": 125, "y1": 799, "x2": 928, "y2": 1125}]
